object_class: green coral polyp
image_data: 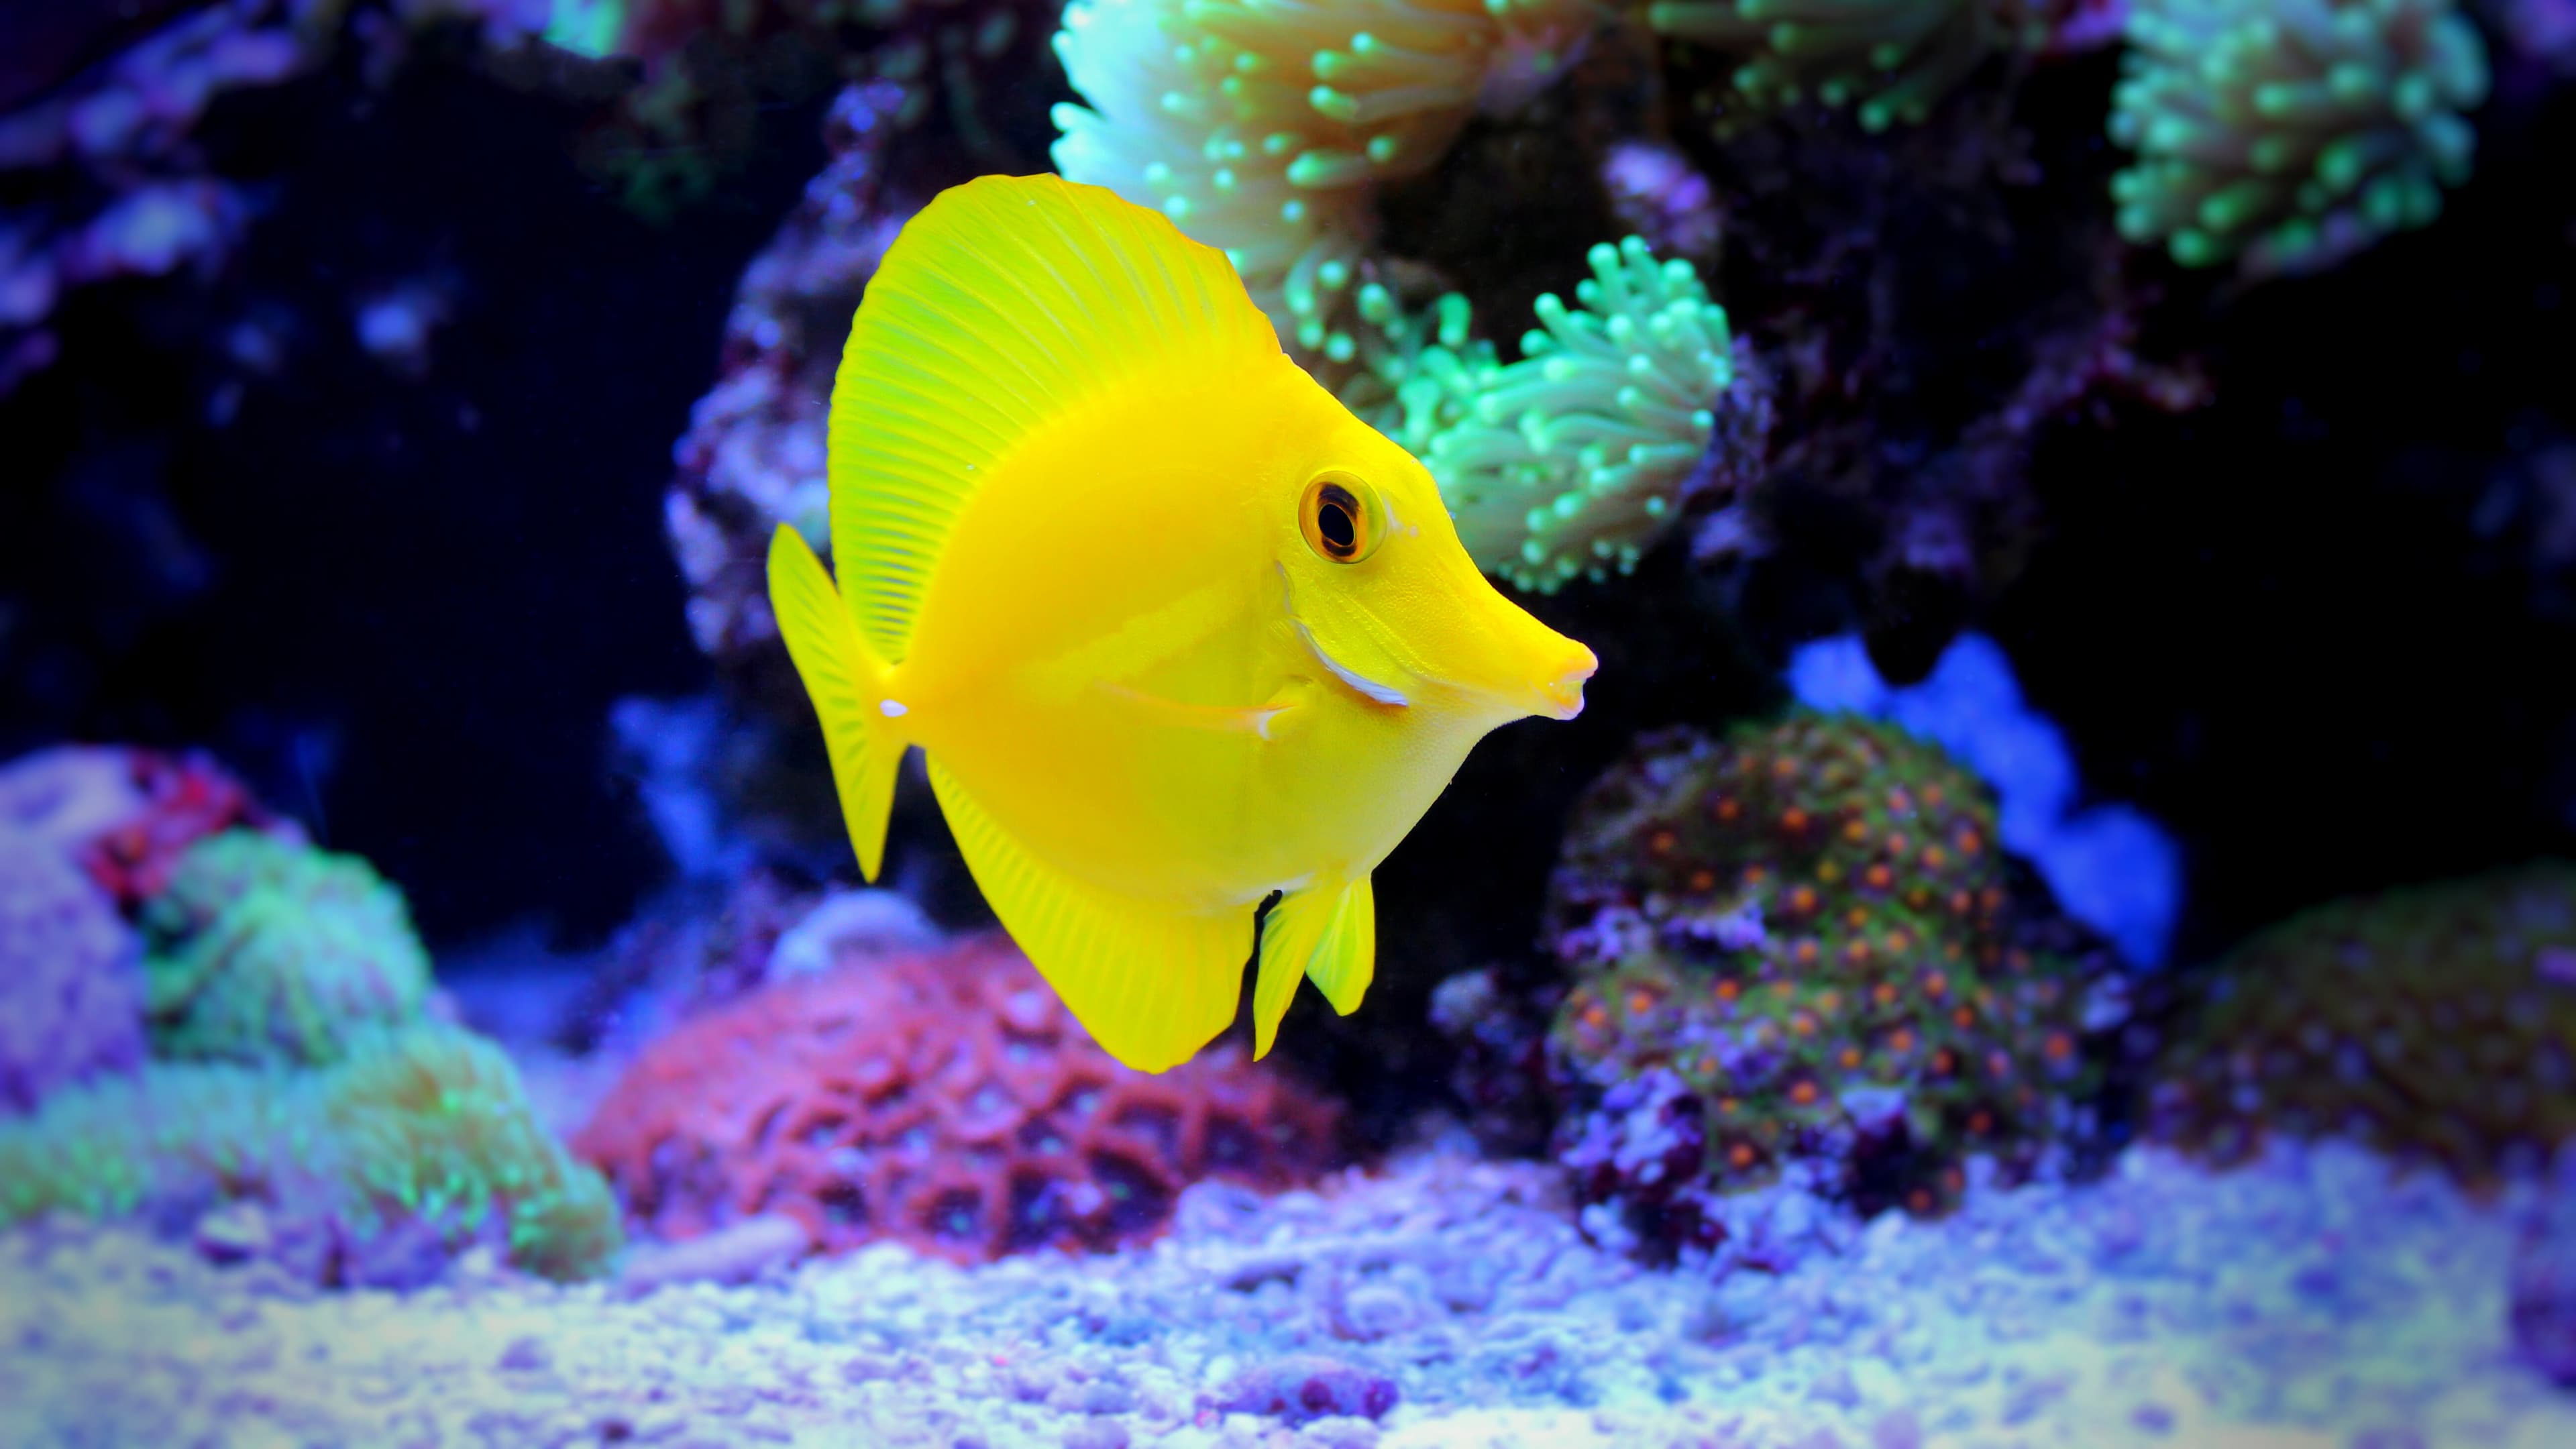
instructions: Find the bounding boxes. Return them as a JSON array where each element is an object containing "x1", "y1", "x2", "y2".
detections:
[
  {"x1": 143, "y1": 830, "x2": 432, "y2": 1069},
  {"x1": 1547, "y1": 714, "x2": 2108, "y2": 1220},
  {"x1": 2108, "y1": 0, "x2": 2488, "y2": 274},
  {"x1": 1346, "y1": 237, "x2": 1738, "y2": 592},
  {"x1": 2153, "y1": 863, "x2": 2576, "y2": 1185},
  {"x1": 1649, "y1": 0, "x2": 2008, "y2": 131},
  {"x1": 0, "y1": 1024, "x2": 621, "y2": 1283}
]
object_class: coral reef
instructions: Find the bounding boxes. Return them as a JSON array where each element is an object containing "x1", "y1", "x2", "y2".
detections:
[
  {"x1": 1790, "y1": 631, "x2": 2182, "y2": 965},
  {"x1": 141, "y1": 829, "x2": 432, "y2": 1069},
  {"x1": 2149, "y1": 862, "x2": 2576, "y2": 1184},
  {"x1": 1345, "y1": 236, "x2": 1766, "y2": 592},
  {"x1": 0, "y1": 827, "x2": 145, "y2": 1114},
  {"x1": 1540, "y1": 712, "x2": 2121, "y2": 1254},
  {"x1": 0, "y1": 0, "x2": 547, "y2": 394},
  {"x1": 664, "y1": 80, "x2": 913, "y2": 676},
  {"x1": 2108, "y1": 0, "x2": 2491, "y2": 274},
  {"x1": 1648, "y1": 0, "x2": 2022, "y2": 133},
  {"x1": 575, "y1": 934, "x2": 1343, "y2": 1262},
  {"x1": 0, "y1": 746, "x2": 278, "y2": 910},
  {"x1": 0, "y1": 1022, "x2": 619, "y2": 1285},
  {"x1": 1050, "y1": 0, "x2": 1599, "y2": 368}
]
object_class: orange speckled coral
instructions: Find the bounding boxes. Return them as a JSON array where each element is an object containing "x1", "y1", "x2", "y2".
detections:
[{"x1": 574, "y1": 934, "x2": 1342, "y2": 1262}]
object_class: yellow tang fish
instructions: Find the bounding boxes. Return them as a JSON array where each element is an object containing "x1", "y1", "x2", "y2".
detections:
[{"x1": 767, "y1": 174, "x2": 1597, "y2": 1073}]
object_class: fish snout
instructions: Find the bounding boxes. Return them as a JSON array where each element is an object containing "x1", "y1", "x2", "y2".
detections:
[{"x1": 1535, "y1": 641, "x2": 1598, "y2": 720}]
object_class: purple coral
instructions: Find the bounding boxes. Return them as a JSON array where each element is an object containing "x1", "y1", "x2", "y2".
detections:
[
  {"x1": 665, "y1": 80, "x2": 915, "y2": 673},
  {"x1": 0, "y1": 827, "x2": 145, "y2": 1113}
]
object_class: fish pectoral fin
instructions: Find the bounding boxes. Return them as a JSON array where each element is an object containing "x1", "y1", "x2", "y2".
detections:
[
  {"x1": 1252, "y1": 875, "x2": 1377, "y2": 1058},
  {"x1": 1096, "y1": 681, "x2": 1307, "y2": 742},
  {"x1": 928, "y1": 757, "x2": 1250, "y2": 1073}
]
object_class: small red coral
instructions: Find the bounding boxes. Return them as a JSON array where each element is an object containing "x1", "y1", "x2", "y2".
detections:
[
  {"x1": 0, "y1": 746, "x2": 280, "y2": 912},
  {"x1": 574, "y1": 934, "x2": 1343, "y2": 1262}
]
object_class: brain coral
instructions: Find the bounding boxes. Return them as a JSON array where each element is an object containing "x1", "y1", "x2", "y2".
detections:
[
  {"x1": 1347, "y1": 236, "x2": 1763, "y2": 592},
  {"x1": 2107, "y1": 0, "x2": 2489, "y2": 274},
  {"x1": 1051, "y1": 0, "x2": 1597, "y2": 370},
  {"x1": 1541, "y1": 712, "x2": 2119, "y2": 1253},
  {"x1": 2151, "y1": 862, "x2": 2576, "y2": 1185},
  {"x1": 142, "y1": 830, "x2": 432, "y2": 1069},
  {"x1": 0, "y1": 1022, "x2": 621, "y2": 1285},
  {"x1": 0, "y1": 827, "x2": 145, "y2": 1114},
  {"x1": 576, "y1": 934, "x2": 1343, "y2": 1262}
]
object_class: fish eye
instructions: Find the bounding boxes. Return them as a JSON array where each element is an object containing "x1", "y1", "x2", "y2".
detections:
[{"x1": 1299, "y1": 473, "x2": 1383, "y2": 564}]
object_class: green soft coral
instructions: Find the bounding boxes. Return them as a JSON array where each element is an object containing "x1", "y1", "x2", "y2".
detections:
[
  {"x1": 142, "y1": 830, "x2": 431, "y2": 1069},
  {"x1": 0, "y1": 1023, "x2": 620, "y2": 1283},
  {"x1": 2108, "y1": 0, "x2": 2489, "y2": 274},
  {"x1": 1346, "y1": 237, "x2": 1743, "y2": 592},
  {"x1": 1648, "y1": 0, "x2": 2013, "y2": 132},
  {"x1": 2153, "y1": 863, "x2": 2576, "y2": 1185},
  {"x1": 1050, "y1": 0, "x2": 1598, "y2": 369}
]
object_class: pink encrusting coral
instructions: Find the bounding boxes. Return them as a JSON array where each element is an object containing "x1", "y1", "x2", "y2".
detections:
[{"x1": 574, "y1": 934, "x2": 1344, "y2": 1263}]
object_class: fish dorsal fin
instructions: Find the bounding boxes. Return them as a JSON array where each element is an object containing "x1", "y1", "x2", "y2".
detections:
[
  {"x1": 828, "y1": 172, "x2": 1284, "y2": 664},
  {"x1": 927, "y1": 756, "x2": 1253, "y2": 1073}
]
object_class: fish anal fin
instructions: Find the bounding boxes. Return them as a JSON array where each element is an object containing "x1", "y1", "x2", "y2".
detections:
[
  {"x1": 928, "y1": 757, "x2": 1249, "y2": 1073},
  {"x1": 1253, "y1": 875, "x2": 1377, "y2": 1059},
  {"x1": 767, "y1": 525, "x2": 902, "y2": 882}
]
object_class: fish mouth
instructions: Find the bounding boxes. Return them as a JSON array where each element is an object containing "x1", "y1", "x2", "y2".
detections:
[{"x1": 1534, "y1": 645, "x2": 1597, "y2": 720}]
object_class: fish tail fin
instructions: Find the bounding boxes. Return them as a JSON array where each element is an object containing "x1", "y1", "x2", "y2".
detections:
[
  {"x1": 1250, "y1": 875, "x2": 1377, "y2": 1060},
  {"x1": 767, "y1": 524, "x2": 904, "y2": 883}
]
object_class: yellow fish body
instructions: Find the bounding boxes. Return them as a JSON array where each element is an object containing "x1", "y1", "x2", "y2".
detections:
[{"x1": 767, "y1": 174, "x2": 1597, "y2": 1072}]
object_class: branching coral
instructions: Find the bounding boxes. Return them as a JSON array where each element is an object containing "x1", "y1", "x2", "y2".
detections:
[
  {"x1": 1346, "y1": 236, "x2": 1759, "y2": 591},
  {"x1": 0, "y1": 1022, "x2": 620, "y2": 1285},
  {"x1": 576, "y1": 934, "x2": 1342, "y2": 1263},
  {"x1": 142, "y1": 830, "x2": 432, "y2": 1069},
  {"x1": 1051, "y1": 0, "x2": 1599, "y2": 366},
  {"x1": 2151, "y1": 863, "x2": 2576, "y2": 1185},
  {"x1": 0, "y1": 828, "x2": 145, "y2": 1114},
  {"x1": 1538, "y1": 713, "x2": 2120, "y2": 1254},
  {"x1": 1647, "y1": 0, "x2": 2019, "y2": 132},
  {"x1": 2107, "y1": 0, "x2": 2489, "y2": 274}
]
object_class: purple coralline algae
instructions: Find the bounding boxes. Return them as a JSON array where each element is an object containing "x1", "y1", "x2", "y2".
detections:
[
  {"x1": 0, "y1": 826, "x2": 146, "y2": 1115},
  {"x1": 2151, "y1": 861, "x2": 2576, "y2": 1185},
  {"x1": 2513, "y1": 1148, "x2": 2576, "y2": 1383},
  {"x1": 1539, "y1": 712, "x2": 2125, "y2": 1259},
  {"x1": 665, "y1": 80, "x2": 914, "y2": 678},
  {"x1": 1790, "y1": 630, "x2": 2183, "y2": 966}
]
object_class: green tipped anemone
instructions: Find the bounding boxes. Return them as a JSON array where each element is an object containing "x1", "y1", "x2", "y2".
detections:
[
  {"x1": 1346, "y1": 237, "x2": 1742, "y2": 593},
  {"x1": 2108, "y1": 0, "x2": 2489, "y2": 274},
  {"x1": 1647, "y1": 0, "x2": 2010, "y2": 131},
  {"x1": 1050, "y1": 0, "x2": 1598, "y2": 370}
]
